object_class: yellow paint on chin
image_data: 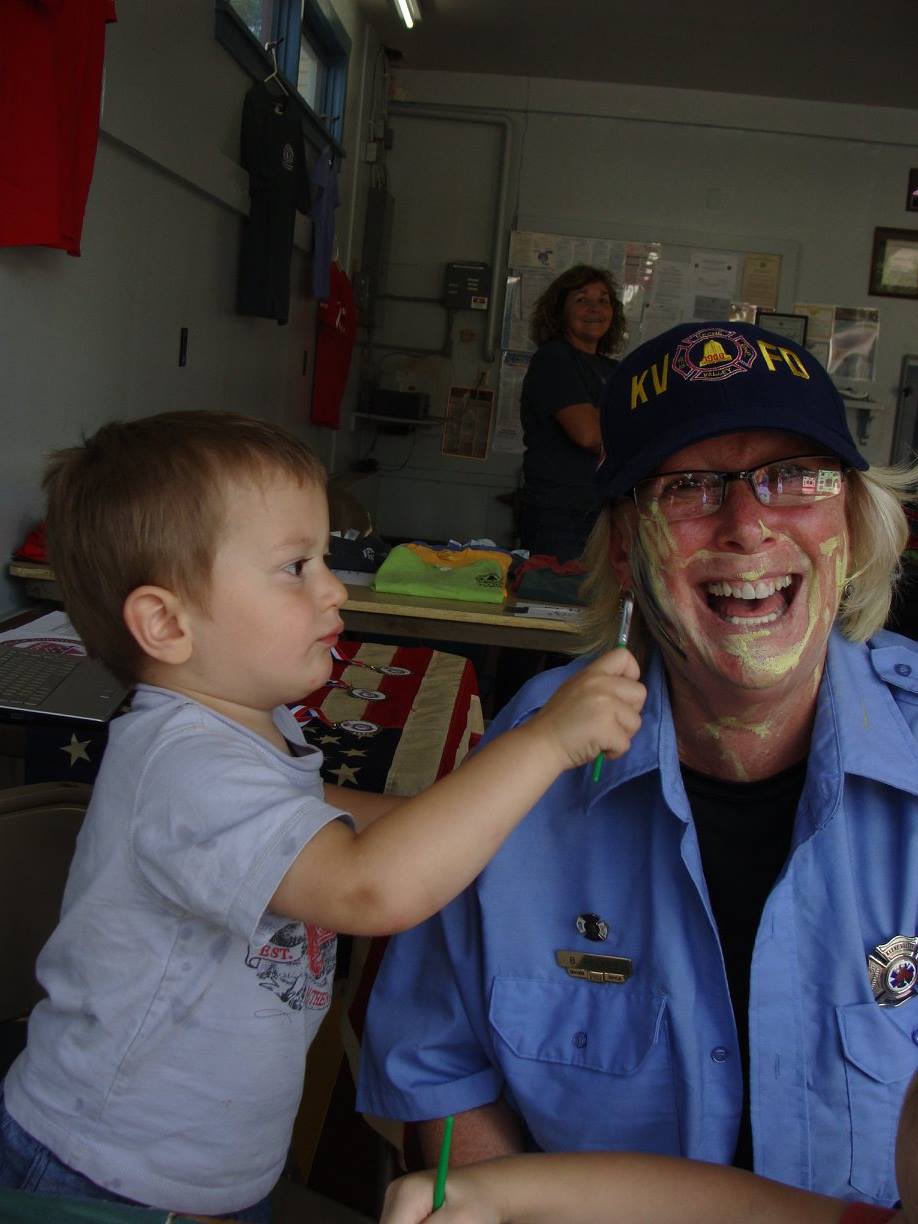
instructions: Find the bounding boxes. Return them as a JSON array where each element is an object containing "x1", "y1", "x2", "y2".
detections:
[{"x1": 723, "y1": 577, "x2": 821, "y2": 679}]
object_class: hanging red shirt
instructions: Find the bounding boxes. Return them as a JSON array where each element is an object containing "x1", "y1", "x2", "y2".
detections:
[
  {"x1": 0, "y1": 1, "x2": 117, "y2": 256},
  {"x1": 311, "y1": 261, "x2": 356, "y2": 429}
]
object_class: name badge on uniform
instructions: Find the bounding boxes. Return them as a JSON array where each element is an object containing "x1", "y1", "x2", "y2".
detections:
[
  {"x1": 555, "y1": 950, "x2": 632, "y2": 984},
  {"x1": 868, "y1": 935, "x2": 918, "y2": 1006}
]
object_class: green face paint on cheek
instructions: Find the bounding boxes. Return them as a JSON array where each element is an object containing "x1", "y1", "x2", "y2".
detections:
[
  {"x1": 636, "y1": 518, "x2": 684, "y2": 649},
  {"x1": 644, "y1": 502, "x2": 675, "y2": 560},
  {"x1": 820, "y1": 536, "x2": 842, "y2": 557}
]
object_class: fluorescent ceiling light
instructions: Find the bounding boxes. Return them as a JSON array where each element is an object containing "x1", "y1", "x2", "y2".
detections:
[{"x1": 392, "y1": 0, "x2": 421, "y2": 29}]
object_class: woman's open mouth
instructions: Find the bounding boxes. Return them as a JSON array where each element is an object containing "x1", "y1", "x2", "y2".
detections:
[{"x1": 703, "y1": 573, "x2": 799, "y2": 626}]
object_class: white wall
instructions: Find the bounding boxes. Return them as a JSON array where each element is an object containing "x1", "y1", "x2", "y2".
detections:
[
  {"x1": 0, "y1": 0, "x2": 379, "y2": 616},
  {"x1": 3, "y1": 21, "x2": 916, "y2": 597},
  {"x1": 358, "y1": 68, "x2": 918, "y2": 545}
]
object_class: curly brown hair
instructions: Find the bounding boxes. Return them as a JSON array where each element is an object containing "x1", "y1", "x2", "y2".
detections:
[{"x1": 528, "y1": 264, "x2": 626, "y2": 355}]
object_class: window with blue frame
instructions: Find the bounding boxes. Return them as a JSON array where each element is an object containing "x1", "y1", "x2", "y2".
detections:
[{"x1": 215, "y1": 0, "x2": 348, "y2": 152}]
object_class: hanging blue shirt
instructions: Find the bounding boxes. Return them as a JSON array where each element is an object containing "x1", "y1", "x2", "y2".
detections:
[{"x1": 357, "y1": 629, "x2": 918, "y2": 1207}]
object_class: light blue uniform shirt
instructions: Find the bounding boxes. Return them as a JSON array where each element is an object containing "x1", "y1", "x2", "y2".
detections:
[{"x1": 358, "y1": 630, "x2": 918, "y2": 1206}]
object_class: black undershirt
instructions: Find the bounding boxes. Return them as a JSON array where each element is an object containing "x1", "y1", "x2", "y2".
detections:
[{"x1": 682, "y1": 759, "x2": 806, "y2": 1170}]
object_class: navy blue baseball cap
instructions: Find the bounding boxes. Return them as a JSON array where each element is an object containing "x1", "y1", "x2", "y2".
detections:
[{"x1": 595, "y1": 320, "x2": 868, "y2": 499}]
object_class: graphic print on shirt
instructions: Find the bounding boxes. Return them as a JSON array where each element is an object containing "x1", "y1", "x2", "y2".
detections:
[{"x1": 245, "y1": 920, "x2": 336, "y2": 1011}]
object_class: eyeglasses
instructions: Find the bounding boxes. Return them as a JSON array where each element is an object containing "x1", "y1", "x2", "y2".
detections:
[{"x1": 631, "y1": 454, "x2": 846, "y2": 522}]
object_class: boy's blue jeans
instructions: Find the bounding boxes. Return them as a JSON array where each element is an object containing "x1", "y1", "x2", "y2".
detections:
[{"x1": 0, "y1": 1086, "x2": 271, "y2": 1222}]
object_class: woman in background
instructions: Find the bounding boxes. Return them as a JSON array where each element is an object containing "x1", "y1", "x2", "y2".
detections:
[{"x1": 518, "y1": 264, "x2": 625, "y2": 561}]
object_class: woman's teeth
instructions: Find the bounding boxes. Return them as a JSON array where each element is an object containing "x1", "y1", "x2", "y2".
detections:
[
  {"x1": 705, "y1": 575, "x2": 792, "y2": 600},
  {"x1": 704, "y1": 574, "x2": 793, "y2": 626}
]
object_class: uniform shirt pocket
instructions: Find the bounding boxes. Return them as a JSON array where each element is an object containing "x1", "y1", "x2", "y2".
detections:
[
  {"x1": 488, "y1": 976, "x2": 678, "y2": 1153},
  {"x1": 836, "y1": 999, "x2": 918, "y2": 1202}
]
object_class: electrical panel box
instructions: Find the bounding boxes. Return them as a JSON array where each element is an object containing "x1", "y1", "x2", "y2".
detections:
[
  {"x1": 444, "y1": 262, "x2": 491, "y2": 311},
  {"x1": 363, "y1": 388, "x2": 430, "y2": 421}
]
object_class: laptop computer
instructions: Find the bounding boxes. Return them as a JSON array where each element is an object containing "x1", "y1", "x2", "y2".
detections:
[{"x1": 0, "y1": 643, "x2": 128, "y2": 723}]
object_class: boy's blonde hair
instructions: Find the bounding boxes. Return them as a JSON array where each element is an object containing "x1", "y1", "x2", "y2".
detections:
[
  {"x1": 577, "y1": 463, "x2": 918, "y2": 658},
  {"x1": 44, "y1": 410, "x2": 326, "y2": 684}
]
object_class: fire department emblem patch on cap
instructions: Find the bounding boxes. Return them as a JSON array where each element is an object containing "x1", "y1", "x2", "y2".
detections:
[
  {"x1": 672, "y1": 327, "x2": 759, "y2": 384},
  {"x1": 867, "y1": 935, "x2": 918, "y2": 1006}
]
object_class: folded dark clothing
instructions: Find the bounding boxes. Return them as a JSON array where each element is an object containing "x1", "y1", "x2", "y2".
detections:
[
  {"x1": 328, "y1": 533, "x2": 390, "y2": 573},
  {"x1": 510, "y1": 552, "x2": 587, "y2": 605}
]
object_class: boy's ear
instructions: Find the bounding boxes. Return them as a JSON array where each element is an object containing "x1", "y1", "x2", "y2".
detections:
[{"x1": 123, "y1": 586, "x2": 193, "y2": 666}]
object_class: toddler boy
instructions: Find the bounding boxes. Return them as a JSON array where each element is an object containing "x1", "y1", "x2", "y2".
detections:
[{"x1": 0, "y1": 411, "x2": 644, "y2": 1221}]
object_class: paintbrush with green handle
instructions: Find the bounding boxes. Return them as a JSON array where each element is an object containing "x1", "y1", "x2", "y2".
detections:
[{"x1": 591, "y1": 590, "x2": 635, "y2": 783}]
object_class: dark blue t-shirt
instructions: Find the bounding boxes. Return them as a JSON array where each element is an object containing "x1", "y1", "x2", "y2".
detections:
[{"x1": 520, "y1": 338, "x2": 616, "y2": 514}]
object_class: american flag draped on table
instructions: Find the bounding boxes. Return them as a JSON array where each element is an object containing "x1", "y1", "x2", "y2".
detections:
[
  {"x1": 18, "y1": 638, "x2": 482, "y2": 796},
  {"x1": 290, "y1": 640, "x2": 483, "y2": 797}
]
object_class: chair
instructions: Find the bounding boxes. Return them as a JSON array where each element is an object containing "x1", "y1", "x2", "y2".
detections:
[{"x1": 0, "y1": 781, "x2": 92, "y2": 1074}]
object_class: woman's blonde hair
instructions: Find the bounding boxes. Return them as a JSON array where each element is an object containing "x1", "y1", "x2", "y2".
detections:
[{"x1": 577, "y1": 462, "x2": 918, "y2": 656}]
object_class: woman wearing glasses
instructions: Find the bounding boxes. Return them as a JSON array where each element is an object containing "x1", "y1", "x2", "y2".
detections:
[{"x1": 358, "y1": 321, "x2": 918, "y2": 1210}]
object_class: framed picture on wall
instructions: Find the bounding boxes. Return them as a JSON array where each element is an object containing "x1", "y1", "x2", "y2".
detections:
[
  {"x1": 754, "y1": 310, "x2": 809, "y2": 346},
  {"x1": 868, "y1": 227, "x2": 918, "y2": 299}
]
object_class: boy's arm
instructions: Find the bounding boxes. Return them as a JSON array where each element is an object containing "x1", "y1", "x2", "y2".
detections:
[
  {"x1": 417, "y1": 1102, "x2": 524, "y2": 1168},
  {"x1": 324, "y1": 784, "x2": 399, "y2": 830},
  {"x1": 380, "y1": 1152, "x2": 850, "y2": 1224},
  {"x1": 270, "y1": 650, "x2": 644, "y2": 936}
]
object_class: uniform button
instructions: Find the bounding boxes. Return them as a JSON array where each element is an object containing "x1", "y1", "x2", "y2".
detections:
[
  {"x1": 894, "y1": 663, "x2": 912, "y2": 677},
  {"x1": 573, "y1": 1031, "x2": 588, "y2": 1049},
  {"x1": 912, "y1": 1028, "x2": 918, "y2": 1046},
  {"x1": 711, "y1": 1046, "x2": 728, "y2": 1063}
]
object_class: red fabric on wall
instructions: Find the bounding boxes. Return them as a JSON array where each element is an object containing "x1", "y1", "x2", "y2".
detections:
[
  {"x1": 311, "y1": 261, "x2": 356, "y2": 429},
  {"x1": 0, "y1": 0, "x2": 117, "y2": 256},
  {"x1": 14, "y1": 523, "x2": 48, "y2": 563}
]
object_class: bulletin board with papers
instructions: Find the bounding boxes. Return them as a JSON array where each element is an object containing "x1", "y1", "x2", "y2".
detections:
[{"x1": 493, "y1": 222, "x2": 799, "y2": 454}]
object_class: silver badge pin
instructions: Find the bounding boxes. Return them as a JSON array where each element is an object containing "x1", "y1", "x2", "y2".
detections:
[
  {"x1": 350, "y1": 687, "x2": 387, "y2": 702},
  {"x1": 338, "y1": 719, "x2": 382, "y2": 738},
  {"x1": 868, "y1": 935, "x2": 918, "y2": 1006}
]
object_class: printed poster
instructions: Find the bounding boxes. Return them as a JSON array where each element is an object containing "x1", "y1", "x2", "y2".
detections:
[
  {"x1": 441, "y1": 386, "x2": 495, "y2": 460},
  {"x1": 493, "y1": 352, "x2": 529, "y2": 454}
]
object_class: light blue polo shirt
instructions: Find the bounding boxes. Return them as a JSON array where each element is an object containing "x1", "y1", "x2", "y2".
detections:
[{"x1": 358, "y1": 629, "x2": 918, "y2": 1207}]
